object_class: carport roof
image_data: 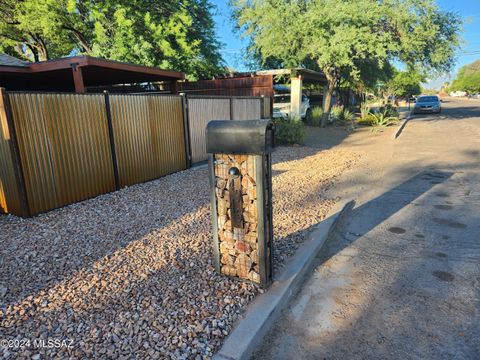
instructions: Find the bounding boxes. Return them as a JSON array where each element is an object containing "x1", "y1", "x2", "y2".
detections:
[{"x1": 0, "y1": 55, "x2": 185, "y2": 92}]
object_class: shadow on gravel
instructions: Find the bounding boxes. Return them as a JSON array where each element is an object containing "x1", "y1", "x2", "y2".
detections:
[
  {"x1": 303, "y1": 126, "x2": 353, "y2": 150},
  {"x1": 0, "y1": 145, "x2": 342, "y2": 308}
]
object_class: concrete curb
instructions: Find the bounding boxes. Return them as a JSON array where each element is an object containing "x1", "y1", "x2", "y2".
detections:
[
  {"x1": 394, "y1": 112, "x2": 412, "y2": 139},
  {"x1": 213, "y1": 199, "x2": 355, "y2": 360}
]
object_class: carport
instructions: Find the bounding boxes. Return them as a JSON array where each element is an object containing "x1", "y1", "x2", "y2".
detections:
[
  {"x1": 0, "y1": 55, "x2": 184, "y2": 93},
  {"x1": 256, "y1": 68, "x2": 327, "y2": 118},
  {"x1": 178, "y1": 67, "x2": 327, "y2": 118}
]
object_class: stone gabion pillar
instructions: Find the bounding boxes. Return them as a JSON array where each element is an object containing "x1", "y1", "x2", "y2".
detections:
[{"x1": 206, "y1": 120, "x2": 274, "y2": 288}]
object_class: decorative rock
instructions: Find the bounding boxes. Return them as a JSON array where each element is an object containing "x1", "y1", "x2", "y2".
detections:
[
  {"x1": 214, "y1": 154, "x2": 261, "y2": 283},
  {"x1": 0, "y1": 146, "x2": 359, "y2": 359},
  {"x1": 235, "y1": 241, "x2": 251, "y2": 254}
]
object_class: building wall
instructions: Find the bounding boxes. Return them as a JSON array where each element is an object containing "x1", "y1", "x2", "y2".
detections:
[{"x1": 179, "y1": 75, "x2": 274, "y2": 98}]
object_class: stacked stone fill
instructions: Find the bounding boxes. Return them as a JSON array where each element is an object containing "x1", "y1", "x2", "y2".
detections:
[{"x1": 214, "y1": 154, "x2": 260, "y2": 283}]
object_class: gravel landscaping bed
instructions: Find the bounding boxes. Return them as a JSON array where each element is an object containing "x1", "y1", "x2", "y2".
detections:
[{"x1": 0, "y1": 146, "x2": 360, "y2": 359}]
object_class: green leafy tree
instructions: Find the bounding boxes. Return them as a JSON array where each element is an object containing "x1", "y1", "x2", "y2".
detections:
[
  {"x1": 385, "y1": 70, "x2": 423, "y2": 98},
  {"x1": 0, "y1": 0, "x2": 224, "y2": 79},
  {"x1": 338, "y1": 60, "x2": 395, "y2": 106},
  {"x1": 449, "y1": 60, "x2": 480, "y2": 93},
  {"x1": 231, "y1": 0, "x2": 462, "y2": 126}
]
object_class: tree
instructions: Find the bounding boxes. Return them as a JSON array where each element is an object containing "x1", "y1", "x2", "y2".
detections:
[
  {"x1": 231, "y1": 0, "x2": 462, "y2": 126},
  {"x1": 0, "y1": 0, "x2": 224, "y2": 79},
  {"x1": 449, "y1": 60, "x2": 480, "y2": 93},
  {"x1": 338, "y1": 60, "x2": 396, "y2": 106},
  {"x1": 386, "y1": 70, "x2": 423, "y2": 98}
]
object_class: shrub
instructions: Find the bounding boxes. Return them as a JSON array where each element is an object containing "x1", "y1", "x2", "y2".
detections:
[
  {"x1": 309, "y1": 106, "x2": 323, "y2": 126},
  {"x1": 274, "y1": 117, "x2": 305, "y2": 145},
  {"x1": 341, "y1": 109, "x2": 355, "y2": 123},
  {"x1": 379, "y1": 104, "x2": 399, "y2": 118},
  {"x1": 357, "y1": 114, "x2": 376, "y2": 126},
  {"x1": 329, "y1": 105, "x2": 344, "y2": 123}
]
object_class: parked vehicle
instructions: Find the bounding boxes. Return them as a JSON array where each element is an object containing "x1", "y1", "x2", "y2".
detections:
[
  {"x1": 273, "y1": 93, "x2": 311, "y2": 121},
  {"x1": 450, "y1": 91, "x2": 467, "y2": 97},
  {"x1": 413, "y1": 95, "x2": 441, "y2": 114}
]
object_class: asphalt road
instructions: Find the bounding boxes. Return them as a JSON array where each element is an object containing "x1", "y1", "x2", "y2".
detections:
[{"x1": 253, "y1": 99, "x2": 480, "y2": 360}]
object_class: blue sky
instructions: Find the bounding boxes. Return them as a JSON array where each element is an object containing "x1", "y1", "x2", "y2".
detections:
[
  {"x1": 211, "y1": 1, "x2": 249, "y2": 71},
  {"x1": 211, "y1": 0, "x2": 480, "y2": 87}
]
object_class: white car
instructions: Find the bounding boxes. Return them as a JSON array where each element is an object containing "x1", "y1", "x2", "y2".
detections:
[
  {"x1": 272, "y1": 93, "x2": 311, "y2": 121},
  {"x1": 449, "y1": 91, "x2": 467, "y2": 97}
]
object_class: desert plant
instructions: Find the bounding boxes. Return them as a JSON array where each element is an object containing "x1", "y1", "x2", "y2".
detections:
[
  {"x1": 329, "y1": 105, "x2": 344, "y2": 123},
  {"x1": 360, "y1": 102, "x2": 371, "y2": 119},
  {"x1": 308, "y1": 106, "x2": 323, "y2": 126},
  {"x1": 370, "y1": 110, "x2": 399, "y2": 130},
  {"x1": 274, "y1": 116, "x2": 306, "y2": 144},
  {"x1": 341, "y1": 109, "x2": 355, "y2": 123}
]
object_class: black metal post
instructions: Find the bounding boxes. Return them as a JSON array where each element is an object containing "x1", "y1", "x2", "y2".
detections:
[
  {"x1": 181, "y1": 94, "x2": 192, "y2": 168},
  {"x1": 103, "y1": 91, "x2": 120, "y2": 190},
  {"x1": 260, "y1": 95, "x2": 265, "y2": 119}
]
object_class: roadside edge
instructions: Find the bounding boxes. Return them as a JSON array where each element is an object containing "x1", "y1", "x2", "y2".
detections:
[
  {"x1": 213, "y1": 199, "x2": 355, "y2": 360},
  {"x1": 394, "y1": 111, "x2": 412, "y2": 139}
]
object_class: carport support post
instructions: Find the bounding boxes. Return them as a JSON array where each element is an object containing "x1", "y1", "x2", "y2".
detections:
[
  {"x1": 70, "y1": 63, "x2": 85, "y2": 93},
  {"x1": 290, "y1": 76, "x2": 303, "y2": 119},
  {"x1": 170, "y1": 80, "x2": 179, "y2": 95}
]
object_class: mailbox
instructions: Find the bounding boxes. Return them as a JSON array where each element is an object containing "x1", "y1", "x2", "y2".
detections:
[{"x1": 206, "y1": 120, "x2": 274, "y2": 288}]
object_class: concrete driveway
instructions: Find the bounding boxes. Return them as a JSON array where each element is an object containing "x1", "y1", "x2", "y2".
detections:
[{"x1": 253, "y1": 99, "x2": 480, "y2": 359}]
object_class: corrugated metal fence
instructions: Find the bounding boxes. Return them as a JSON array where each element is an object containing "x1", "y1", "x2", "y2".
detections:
[
  {"x1": 187, "y1": 96, "x2": 269, "y2": 163},
  {"x1": 109, "y1": 95, "x2": 187, "y2": 187},
  {"x1": 187, "y1": 97, "x2": 231, "y2": 164},
  {"x1": 0, "y1": 91, "x2": 270, "y2": 216},
  {"x1": 0, "y1": 90, "x2": 25, "y2": 216},
  {"x1": 9, "y1": 93, "x2": 116, "y2": 215}
]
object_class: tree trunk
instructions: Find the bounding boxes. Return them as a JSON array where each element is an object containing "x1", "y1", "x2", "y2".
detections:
[
  {"x1": 24, "y1": 44, "x2": 39, "y2": 62},
  {"x1": 321, "y1": 79, "x2": 336, "y2": 127},
  {"x1": 64, "y1": 26, "x2": 92, "y2": 53},
  {"x1": 38, "y1": 38, "x2": 49, "y2": 60},
  {"x1": 339, "y1": 88, "x2": 351, "y2": 109}
]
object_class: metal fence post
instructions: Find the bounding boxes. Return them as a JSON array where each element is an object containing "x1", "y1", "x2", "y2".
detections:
[
  {"x1": 181, "y1": 94, "x2": 192, "y2": 168},
  {"x1": 0, "y1": 88, "x2": 30, "y2": 217},
  {"x1": 260, "y1": 95, "x2": 265, "y2": 119},
  {"x1": 103, "y1": 91, "x2": 120, "y2": 190}
]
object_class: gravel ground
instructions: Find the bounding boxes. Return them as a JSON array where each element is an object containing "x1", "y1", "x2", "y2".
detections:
[{"x1": 0, "y1": 146, "x2": 359, "y2": 359}]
